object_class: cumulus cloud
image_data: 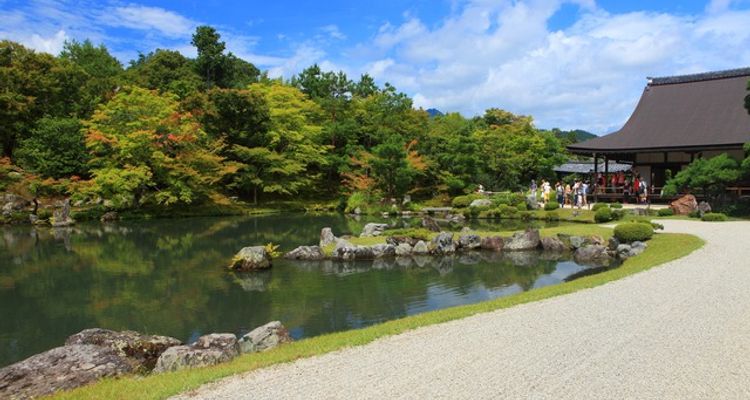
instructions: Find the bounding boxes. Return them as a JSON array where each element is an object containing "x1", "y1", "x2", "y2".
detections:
[
  {"x1": 321, "y1": 24, "x2": 346, "y2": 40},
  {"x1": 101, "y1": 5, "x2": 197, "y2": 38}
]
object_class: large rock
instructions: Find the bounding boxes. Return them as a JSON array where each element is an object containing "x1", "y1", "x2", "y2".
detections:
[
  {"x1": 569, "y1": 236, "x2": 587, "y2": 249},
  {"x1": 371, "y1": 244, "x2": 396, "y2": 258},
  {"x1": 670, "y1": 194, "x2": 698, "y2": 215},
  {"x1": 574, "y1": 245, "x2": 612, "y2": 264},
  {"x1": 0, "y1": 344, "x2": 134, "y2": 399},
  {"x1": 51, "y1": 199, "x2": 75, "y2": 227},
  {"x1": 1, "y1": 193, "x2": 30, "y2": 216},
  {"x1": 480, "y1": 236, "x2": 504, "y2": 251},
  {"x1": 386, "y1": 236, "x2": 420, "y2": 247},
  {"x1": 100, "y1": 211, "x2": 118, "y2": 223},
  {"x1": 526, "y1": 195, "x2": 539, "y2": 210},
  {"x1": 239, "y1": 321, "x2": 293, "y2": 354},
  {"x1": 333, "y1": 243, "x2": 375, "y2": 260},
  {"x1": 469, "y1": 198, "x2": 492, "y2": 208},
  {"x1": 395, "y1": 242, "x2": 412, "y2": 256},
  {"x1": 617, "y1": 241, "x2": 648, "y2": 259},
  {"x1": 430, "y1": 232, "x2": 456, "y2": 254},
  {"x1": 504, "y1": 229, "x2": 541, "y2": 251},
  {"x1": 458, "y1": 234, "x2": 481, "y2": 250},
  {"x1": 320, "y1": 227, "x2": 337, "y2": 247},
  {"x1": 153, "y1": 333, "x2": 239, "y2": 373},
  {"x1": 230, "y1": 246, "x2": 272, "y2": 271},
  {"x1": 284, "y1": 246, "x2": 325, "y2": 260},
  {"x1": 697, "y1": 201, "x2": 712, "y2": 217},
  {"x1": 540, "y1": 237, "x2": 567, "y2": 252},
  {"x1": 65, "y1": 328, "x2": 181, "y2": 372},
  {"x1": 412, "y1": 240, "x2": 429, "y2": 255},
  {"x1": 360, "y1": 223, "x2": 389, "y2": 237},
  {"x1": 421, "y1": 217, "x2": 441, "y2": 232}
]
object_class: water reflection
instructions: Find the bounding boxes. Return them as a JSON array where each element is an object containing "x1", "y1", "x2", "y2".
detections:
[{"x1": 0, "y1": 214, "x2": 602, "y2": 368}]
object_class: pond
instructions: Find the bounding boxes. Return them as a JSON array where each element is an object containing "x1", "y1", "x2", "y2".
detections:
[{"x1": 0, "y1": 214, "x2": 610, "y2": 368}]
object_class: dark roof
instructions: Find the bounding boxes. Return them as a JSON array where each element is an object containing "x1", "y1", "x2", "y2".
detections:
[
  {"x1": 569, "y1": 68, "x2": 750, "y2": 153},
  {"x1": 554, "y1": 161, "x2": 632, "y2": 174}
]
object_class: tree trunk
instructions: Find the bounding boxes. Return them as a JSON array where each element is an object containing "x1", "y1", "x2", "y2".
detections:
[{"x1": 253, "y1": 186, "x2": 258, "y2": 205}]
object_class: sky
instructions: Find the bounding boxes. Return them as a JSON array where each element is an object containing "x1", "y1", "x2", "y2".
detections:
[{"x1": 2, "y1": 0, "x2": 750, "y2": 134}]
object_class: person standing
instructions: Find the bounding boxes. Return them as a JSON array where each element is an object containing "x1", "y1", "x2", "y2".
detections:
[
  {"x1": 564, "y1": 183, "x2": 572, "y2": 208},
  {"x1": 582, "y1": 180, "x2": 590, "y2": 208},
  {"x1": 542, "y1": 180, "x2": 551, "y2": 205},
  {"x1": 530, "y1": 180, "x2": 538, "y2": 204},
  {"x1": 555, "y1": 182, "x2": 564, "y2": 205}
]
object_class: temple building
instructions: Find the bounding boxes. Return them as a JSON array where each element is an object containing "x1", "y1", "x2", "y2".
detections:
[{"x1": 568, "y1": 67, "x2": 750, "y2": 197}]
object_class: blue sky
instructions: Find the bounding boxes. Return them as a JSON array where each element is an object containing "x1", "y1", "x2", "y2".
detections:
[{"x1": 2, "y1": 0, "x2": 750, "y2": 134}]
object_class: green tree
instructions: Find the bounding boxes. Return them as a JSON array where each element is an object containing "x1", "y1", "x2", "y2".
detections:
[
  {"x1": 662, "y1": 154, "x2": 742, "y2": 205},
  {"x1": 15, "y1": 117, "x2": 88, "y2": 178},
  {"x1": 224, "y1": 53, "x2": 260, "y2": 88},
  {"x1": 125, "y1": 49, "x2": 202, "y2": 98},
  {"x1": 59, "y1": 39, "x2": 123, "y2": 116},
  {"x1": 192, "y1": 26, "x2": 226, "y2": 89},
  {"x1": 202, "y1": 88, "x2": 270, "y2": 147},
  {"x1": 84, "y1": 86, "x2": 228, "y2": 207},
  {"x1": 371, "y1": 136, "x2": 416, "y2": 198},
  {"x1": 420, "y1": 113, "x2": 481, "y2": 193}
]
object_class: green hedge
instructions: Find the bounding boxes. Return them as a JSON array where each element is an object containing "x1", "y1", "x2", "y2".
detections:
[
  {"x1": 544, "y1": 201, "x2": 560, "y2": 211},
  {"x1": 594, "y1": 207, "x2": 613, "y2": 223},
  {"x1": 452, "y1": 194, "x2": 483, "y2": 208},
  {"x1": 657, "y1": 208, "x2": 674, "y2": 217},
  {"x1": 610, "y1": 202, "x2": 623, "y2": 209},
  {"x1": 591, "y1": 203, "x2": 609, "y2": 211},
  {"x1": 701, "y1": 212, "x2": 728, "y2": 222},
  {"x1": 614, "y1": 222, "x2": 654, "y2": 242}
]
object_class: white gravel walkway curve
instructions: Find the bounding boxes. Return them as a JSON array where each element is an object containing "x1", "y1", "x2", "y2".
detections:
[{"x1": 173, "y1": 220, "x2": 750, "y2": 400}]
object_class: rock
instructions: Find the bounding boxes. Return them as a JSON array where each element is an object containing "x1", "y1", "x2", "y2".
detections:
[
  {"x1": 446, "y1": 213, "x2": 466, "y2": 224},
  {"x1": 284, "y1": 246, "x2": 325, "y2": 260},
  {"x1": 469, "y1": 198, "x2": 492, "y2": 208},
  {"x1": 386, "y1": 236, "x2": 420, "y2": 247},
  {"x1": 65, "y1": 328, "x2": 181, "y2": 372},
  {"x1": 100, "y1": 211, "x2": 118, "y2": 223},
  {"x1": 430, "y1": 232, "x2": 456, "y2": 254},
  {"x1": 480, "y1": 236, "x2": 504, "y2": 251},
  {"x1": 589, "y1": 235, "x2": 605, "y2": 246},
  {"x1": 353, "y1": 207, "x2": 361, "y2": 215},
  {"x1": 412, "y1": 240, "x2": 429, "y2": 255},
  {"x1": 1, "y1": 193, "x2": 30, "y2": 215},
  {"x1": 458, "y1": 234, "x2": 481, "y2": 250},
  {"x1": 697, "y1": 201, "x2": 712, "y2": 217},
  {"x1": 608, "y1": 237, "x2": 620, "y2": 251},
  {"x1": 540, "y1": 237, "x2": 566, "y2": 252},
  {"x1": 28, "y1": 214, "x2": 38, "y2": 224},
  {"x1": 360, "y1": 223, "x2": 389, "y2": 237},
  {"x1": 230, "y1": 246, "x2": 272, "y2": 271},
  {"x1": 670, "y1": 194, "x2": 698, "y2": 215},
  {"x1": 371, "y1": 244, "x2": 396, "y2": 258},
  {"x1": 320, "y1": 227, "x2": 337, "y2": 247},
  {"x1": 333, "y1": 241, "x2": 375, "y2": 260},
  {"x1": 395, "y1": 242, "x2": 412, "y2": 256},
  {"x1": 460, "y1": 226, "x2": 473, "y2": 233},
  {"x1": 7, "y1": 171, "x2": 22, "y2": 180},
  {"x1": 526, "y1": 195, "x2": 539, "y2": 210},
  {"x1": 504, "y1": 229, "x2": 541, "y2": 251},
  {"x1": 0, "y1": 344, "x2": 134, "y2": 399},
  {"x1": 51, "y1": 199, "x2": 75, "y2": 227},
  {"x1": 569, "y1": 236, "x2": 587, "y2": 249},
  {"x1": 574, "y1": 245, "x2": 612, "y2": 264},
  {"x1": 402, "y1": 194, "x2": 411, "y2": 205},
  {"x1": 618, "y1": 241, "x2": 648, "y2": 259},
  {"x1": 239, "y1": 321, "x2": 293, "y2": 354},
  {"x1": 153, "y1": 333, "x2": 239, "y2": 373}
]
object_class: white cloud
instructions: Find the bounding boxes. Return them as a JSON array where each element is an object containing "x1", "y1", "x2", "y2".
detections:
[
  {"x1": 102, "y1": 5, "x2": 197, "y2": 38},
  {"x1": 321, "y1": 24, "x2": 346, "y2": 40}
]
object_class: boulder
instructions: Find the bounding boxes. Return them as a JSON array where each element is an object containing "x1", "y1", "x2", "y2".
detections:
[
  {"x1": 360, "y1": 223, "x2": 389, "y2": 237},
  {"x1": 1, "y1": 193, "x2": 30, "y2": 216},
  {"x1": 697, "y1": 201, "x2": 712, "y2": 217},
  {"x1": 412, "y1": 240, "x2": 429, "y2": 255},
  {"x1": 333, "y1": 243, "x2": 375, "y2": 260},
  {"x1": 239, "y1": 321, "x2": 293, "y2": 354},
  {"x1": 230, "y1": 246, "x2": 272, "y2": 271},
  {"x1": 386, "y1": 236, "x2": 420, "y2": 247},
  {"x1": 525, "y1": 195, "x2": 539, "y2": 210},
  {"x1": 421, "y1": 217, "x2": 441, "y2": 232},
  {"x1": 153, "y1": 333, "x2": 239, "y2": 373},
  {"x1": 395, "y1": 242, "x2": 412, "y2": 256},
  {"x1": 504, "y1": 229, "x2": 541, "y2": 251},
  {"x1": 469, "y1": 198, "x2": 492, "y2": 208},
  {"x1": 65, "y1": 328, "x2": 181, "y2": 372},
  {"x1": 574, "y1": 245, "x2": 612, "y2": 264},
  {"x1": 618, "y1": 241, "x2": 648, "y2": 259},
  {"x1": 371, "y1": 244, "x2": 396, "y2": 258},
  {"x1": 569, "y1": 236, "x2": 587, "y2": 249},
  {"x1": 51, "y1": 199, "x2": 75, "y2": 227},
  {"x1": 607, "y1": 236, "x2": 620, "y2": 251},
  {"x1": 670, "y1": 194, "x2": 698, "y2": 215},
  {"x1": 446, "y1": 213, "x2": 466, "y2": 224},
  {"x1": 480, "y1": 236, "x2": 504, "y2": 251},
  {"x1": 540, "y1": 237, "x2": 566, "y2": 252},
  {"x1": 353, "y1": 207, "x2": 362, "y2": 215},
  {"x1": 430, "y1": 232, "x2": 456, "y2": 254},
  {"x1": 458, "y1": 234, "x2": 481, "y2": 250},
  {"x1": 0, "y1": 344, "x2": 134, "y2": 399},
  {"x1": 320, "y1": 227, "x2": 337, "y2": 247},
  {"x1": 589, "y1": 235, "x2": 605, "y2": 246},
  {"x1": 284, "y1": 246, "x2": 325, "y2": 260},
  {"x1": 100, "y1": 211, "x2": 118, "y2": 223}
]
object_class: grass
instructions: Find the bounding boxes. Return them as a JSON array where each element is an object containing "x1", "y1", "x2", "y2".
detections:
[{"x1": 49, "y1": 225, "x2": 703, "y2": 400}]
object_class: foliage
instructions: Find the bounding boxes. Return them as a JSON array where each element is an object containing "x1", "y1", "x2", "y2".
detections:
[
  {"x1": 345, "y1": 191, "x2": 370, "y2": 214},
  {"x1": 591, "y1": 203, "x2": 609, "y2": 211},
  {"x1": 490, "y1": 192, "x2": 526, "y2": 207},
  {"x1": 688, "y1": 210, "x2": 701, "y2": 218},
  {"x1": 662, "y1": 154, "x2": 742, "y2": 205},
  {"x1": 701, "y1": 212, "x2": 728, "y2": 222},
  {"x1": 371, "y1": 136, "x2": 418, "y2": 198},
  {"x1": 126, "y1": 49, "x2": 202, "y2": 98},
  {"x1": 544, "y1": 201, "x2": 559, "y2": 211},
  {"x1": 544, "y1": 211, "x2": 560, "y2": 221},
  {"x1": 451, "y1": 194, "x2": 483, "y2": 208},
  {"x1": 264, "y1": 243, "x2": 281, "y2": 258},
  {"x1": 15, "y1": 117, "x2": 88, "y2": 178},
  {"x1": 59, "y1": 39, "x2": 123, "y2": 116},
  {"x1": 657, "y1": 208, "x2": 674, "y2": 217},
  {"x1": 609, "y1": 202, "x2": 623, "y2": 209},
  {"x1": 614, "y1": 222, "x2": 654, "y2": 242},
  {"x1": 594, "y1": 207, "x2": 613, "y2": 223}
]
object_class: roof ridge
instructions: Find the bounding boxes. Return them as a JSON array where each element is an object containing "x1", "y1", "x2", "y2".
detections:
[{"x1": 647, "y1": 67, "x2": 750, "y2": 86}]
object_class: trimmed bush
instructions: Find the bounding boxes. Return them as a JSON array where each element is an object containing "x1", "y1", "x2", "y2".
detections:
[
  {"x1": 701, "y1": 212, "x2": 728, "y2": 222},
  {"x1": 518, "y1": 211, "x2": 533, "y2": 221},
  {"x1": 688, "y1": 210, "x2": 701, "y2": 218},
  {"x1": 452, "y1": 194, "x2": 482, "y2": 208},
  {"x1": 545, "y1": 211, "x2": 560, "y2": 221},
  {"x1": 610, "y1": 202, "x2": 623, "y2": 209},
  {"x1": 514, "y1": 201, "x2": 528, "y2": 211},
  {"x1": 544, "y1": 201, "x2": 560, "y2": 211},
  {"x1": 496, "y1": 204, "x2": 519, "y2": 218},
  {"x1": 614, "y1": 222, "x2": 654, "y2": 242},
  {"x1": 594, "y1": 207, "x2": 613, "y2": 223},
  {"x1": 657, "y1": 208, "x2": 674, "y2": 217},
  {"x1": 591, "y1": 203, "x2": 609, "y2": 211}
]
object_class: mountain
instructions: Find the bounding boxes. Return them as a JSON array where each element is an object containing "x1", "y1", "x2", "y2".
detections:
[
  {"x1": 552, "y1": 129, "x2": 596, "y2": 143},
  {"x1": 426, "y1": 108, "x2": 444, "y2": 117}
]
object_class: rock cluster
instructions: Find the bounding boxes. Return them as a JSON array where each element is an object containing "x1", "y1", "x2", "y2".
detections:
[
  {"x1": 360, "y1": 223, "x2": 389, "y2": 237},
  {"x1": 230, "y1": 246, "x2": 272, "y2": 271}
]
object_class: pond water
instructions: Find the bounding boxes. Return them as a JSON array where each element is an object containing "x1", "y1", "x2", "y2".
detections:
[{"x1": 0, "y1": 214, "x2": 611, "y2": 368}]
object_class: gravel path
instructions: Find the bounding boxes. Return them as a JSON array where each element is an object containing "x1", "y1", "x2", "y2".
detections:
[{"x1": 174, "y1": 220, "x2": 750, "y2": 400}]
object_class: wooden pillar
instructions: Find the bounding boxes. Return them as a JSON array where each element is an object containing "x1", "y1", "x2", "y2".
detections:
[
  {"x1": 604, "y1": 155, "x2": 609, "y2": 194},
  {"x1": 593, "y1": 153, "x2": 599, "y2": 203}
]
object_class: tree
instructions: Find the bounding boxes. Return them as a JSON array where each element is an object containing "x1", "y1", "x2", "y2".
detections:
[
  {"x1": 224, "y1": 53, "x2": 260, "y2": 88},
  {"x1": 126, "y1": 49, "x2": 202, "y2": 98},
  {"x1": 15, "y1": 117, "x2": 88, "y2": 178},
  {"x1": 202, "y1": 88, "x2": 270, "y2": 147},
  {"x1": 192, "y1": 26, "x2": 226, "y2": 89},
  {"x1": 420, "y1": 113, "x2": 481, "y2": 194},
  {"x1": 662, "y1": 154, "x2": 742, "y2": 205},
  {"x1": 371, "y1": 136, "x2": 417, "y2": 198},
  {"x1": 60, "y1": 39, "x2": 123, "y2": 116},
  {"x1": 84, "y1": 86, "x2": 228, "y2": 208}
]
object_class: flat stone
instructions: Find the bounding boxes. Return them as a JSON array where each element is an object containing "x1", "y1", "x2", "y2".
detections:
[{"x1": 239, "y1": 321, "x2": 293, "y2": 354}]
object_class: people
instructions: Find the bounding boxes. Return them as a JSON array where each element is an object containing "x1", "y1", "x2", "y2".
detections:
[
  {"x1": 530, "y1": 180, "x2": 537, "y2": 204},
  {"x1": 564, "y1": 182, "x2": 572, "y2": 207},
  {"x1": 477, "y1": 184, "x2": 485, "y2": 194},
  {"x1": 541, "y1": 179, "x2": 551, "y2": 205},
  {"x1": 555, "y1": 181, "x2": 564, "y2": 205},
  {"x1": 582, "y1": 180, "x2": 590, "y2": 208}
]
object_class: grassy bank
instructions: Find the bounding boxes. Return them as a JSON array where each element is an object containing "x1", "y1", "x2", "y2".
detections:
[{"x1": 49, "y1": 225, "x2": 703, "y2": 400}]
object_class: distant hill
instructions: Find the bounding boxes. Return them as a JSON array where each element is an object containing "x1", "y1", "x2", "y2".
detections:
[
  {"x1": 426, "y1": 108, "x2": 444, "y2": 117},
  {"x1": 552, "y1": 129, "x2": 596, "y2": 143}
]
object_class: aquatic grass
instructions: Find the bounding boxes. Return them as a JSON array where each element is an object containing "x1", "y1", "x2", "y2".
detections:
[{"x1": 48, "y1": 228, "x2": 703, "y2": 400}]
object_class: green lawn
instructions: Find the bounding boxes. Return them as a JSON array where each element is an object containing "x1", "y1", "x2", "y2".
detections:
[{"x1": 49, "y1": 227, "x2": 703, "y2": 400}]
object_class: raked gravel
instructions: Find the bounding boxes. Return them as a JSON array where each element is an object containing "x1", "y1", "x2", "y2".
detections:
[{"x1": 173, "y1": 220, "x2": 750, "y2": 400}]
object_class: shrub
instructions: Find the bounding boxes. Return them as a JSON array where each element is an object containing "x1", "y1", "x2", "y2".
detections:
[
  {"x1": 610, "y1": 202, "x2": 623, "y2": 209},
  {"x1": 491, "y1": 192, "x2": 526, "y2": 207},
  {"x1": 614, "y1": 222, "x2": 654, "y2": 242},
  {"x1": 519, "y1": 211, "x2": 533, "y2": 220},
  {"x1": 701, "y1": 212, "x2": 728, "y2": 222},
  {"x1": 545, "y1": 211, "x2": 560, "y2": 221},
  {"x1": 611, "y1": 209, "x2": 626, "y2": 220},
  {"x1": 345, "y1": 191, "x2": 370, "y2": 214},
  {"x1": 657, "y1": 208, "x2": 674, "y2": 217},
  {"x1": 591, "y1": 203, "x2": 609, "y2": 211},
  {"x1": 451, "y1": 194, "x2": 482, "y2": 208},
  {"x1": 387, "y1": 228, "x2": 433, "y2": 240},
  {"x1": 544, "y1": 201, "x2": 560, "y2": 211},
  {"x1": 496, "y1": 204, "x2": 519, "y2": 218},
  {"x1": 514, "y1": 201, "x2": 528, "y2": 211},
  {"x1": 688, "y1": 210, "x2": 701, "y2": 218},
  {"x1": 594, "y1": 207, "x2": 613, "y2": 223}
]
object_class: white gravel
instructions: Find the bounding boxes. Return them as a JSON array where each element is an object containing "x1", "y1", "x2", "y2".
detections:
[{"x1": 173, "y1": 220, "x2": 750, "y2": 400}]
